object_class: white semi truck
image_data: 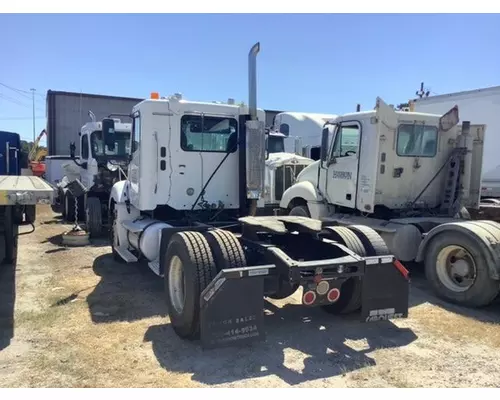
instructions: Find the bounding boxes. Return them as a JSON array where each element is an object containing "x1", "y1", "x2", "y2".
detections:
[
  {"x1": 279, "y1": 99, "x2": 500, "y2": 308},
  {"x1": 105, "y1": 43, "x2": 409, "y2": 349},
  {"x1": 56, "y1": 114, "x2": 132, "y2": 237}
]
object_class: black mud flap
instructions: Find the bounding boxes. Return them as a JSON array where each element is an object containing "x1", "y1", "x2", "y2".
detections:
[
  {"x1": 361, "y1": 256, "x2": 409, "y2": 322},
  {"x1": 200, "y1": 264, "x2": 275, "y2": 350}
]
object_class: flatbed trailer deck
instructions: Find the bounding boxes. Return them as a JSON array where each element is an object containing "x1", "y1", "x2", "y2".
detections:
[{"x1": 0, "y1": 175, "x2": 55, "y2": 265}]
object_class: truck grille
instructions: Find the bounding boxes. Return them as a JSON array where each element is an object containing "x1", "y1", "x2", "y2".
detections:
[{"x1": 275, "y1": 164, "x2": 306, "y2": 201}]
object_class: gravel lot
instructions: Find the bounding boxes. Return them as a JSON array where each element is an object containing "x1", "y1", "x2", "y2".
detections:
[{"x1": 1, "y1": 205, "x2": 500, "y2": 388}]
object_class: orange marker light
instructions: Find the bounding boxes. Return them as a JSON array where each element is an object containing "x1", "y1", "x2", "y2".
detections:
[{"x1": 151, "y1": 92, "x2": 159, "y2": 99}]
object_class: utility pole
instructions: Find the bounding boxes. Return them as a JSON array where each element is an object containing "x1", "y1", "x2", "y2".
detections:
[{"x1": 30, "y1": 88, "x2": 36, "y2": 145}]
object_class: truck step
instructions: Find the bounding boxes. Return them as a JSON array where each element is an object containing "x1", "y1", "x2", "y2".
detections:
[
  {"x1": 148, "y1": 259, "x2": 161, "y2": 276},
  {"x1": 114, "y1": 246, "x2": 138, "y2": 263}
]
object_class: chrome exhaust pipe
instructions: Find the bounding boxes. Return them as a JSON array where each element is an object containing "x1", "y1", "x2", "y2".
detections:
[{"x1": 248, "y1": 42, "x2": 260, "y2": 121}]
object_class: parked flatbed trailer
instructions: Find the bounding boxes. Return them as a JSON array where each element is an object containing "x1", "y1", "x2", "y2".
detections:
[{"x1": 0, "y1": 175, "x2": 55, "y2": 265}]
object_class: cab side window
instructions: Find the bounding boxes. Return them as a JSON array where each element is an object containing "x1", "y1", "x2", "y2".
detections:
[
  {"x1": 81, "y1": 134, "x2": 89, "y2": 159},
  {"x1": 397, "y1": 124, "x2": 438, "y2": 157},
  {"x1": 332, "y1": 124, "x2": 360, "y2": 158},
  {"x1": 132, "y1": 114, "x2": 141, "y2": 154}
]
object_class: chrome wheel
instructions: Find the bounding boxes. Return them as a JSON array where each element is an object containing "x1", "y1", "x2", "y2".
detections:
[
  {"x1": 168, "y1": 255, "x2": 186, "y2": 314},
  {"x1": 436, "y1": 245, "x2": 477, "y2": 292}
]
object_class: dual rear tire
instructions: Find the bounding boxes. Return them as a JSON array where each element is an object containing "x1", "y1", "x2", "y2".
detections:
[
  {"x1": 163, "y1": 229, "x2": 247, "y2": 339},
  {"x1": 320, "y1": 225, "x2": 390, "y2": 315}
]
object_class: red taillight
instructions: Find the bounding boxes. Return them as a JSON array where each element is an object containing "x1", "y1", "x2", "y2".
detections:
[
  {"x1": 303, "y1": 290, "x2": 316, "y2": 305},
  {"x1": 327, "y1": 288, "x2": 340, "y2": 303}
]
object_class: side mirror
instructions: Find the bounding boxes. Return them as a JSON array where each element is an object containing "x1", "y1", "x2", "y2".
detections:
[
  {"x1": 69, "y1": 142, "x2": 76, "y2": 159},
  {"x1": 102, "y1": 118, "x2": 116, "y2": 152},
  {"x1": 319, "y1": 127, "x2": 329, "y2": 165}
]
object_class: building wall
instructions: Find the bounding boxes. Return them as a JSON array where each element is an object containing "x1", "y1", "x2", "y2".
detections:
[{"x1": 46, "y1": 91, "x2": 142, "y2": 155}]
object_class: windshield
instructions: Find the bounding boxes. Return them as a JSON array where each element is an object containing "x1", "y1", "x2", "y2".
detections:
[
  {"x1": 90, "y1": 130, "x2": 131, "y2": 157},
  {"x1": 267, "y1": 135, "x2": 285, "y2": 154}
]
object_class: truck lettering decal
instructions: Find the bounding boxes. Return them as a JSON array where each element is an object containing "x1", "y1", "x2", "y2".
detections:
[{"x1": 332, "y1": 171, "x2": 352, "y2": 180}]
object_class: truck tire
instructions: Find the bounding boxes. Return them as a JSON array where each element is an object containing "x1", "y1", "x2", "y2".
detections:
[
  {"x1": 64, "y1": 191, "x2": 76, "y2": 223},
  {"x1": 108, "y1": 205, "x2": 125, "y2": 263},
  {"x1": 347, "y1": 225, "x2": 390, "y2": 256},
  {"x1": 320, "y1": 226, "x2": 367, "y2": 315},
  {"x1": 323, "y1": 226, "x2": 367, "y2": 256},
  {"x1": 424, "y1": 231, "x2": 500, "y2": 307},
  {"x1": 85, "y1": 197, "x2": 102, "y2": 237},
  {"x1": 24, "y1": 205, "x2": 36, "y2": 224},
  {"x1": 289, "y1": 205, "x2": 310, "y2": 217},
  {"x1": 4, "y1": 207, "x2": 19, "y2": 265},
  {"x1": 164, "y1": 231, "x2": 217, "y2": 339},
  {"x1": 204, "y1": 229, "x2": 246, "y2": 271}
]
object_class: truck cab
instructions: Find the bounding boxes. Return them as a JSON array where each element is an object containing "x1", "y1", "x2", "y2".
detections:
[
  {"x1": 59, "y1": 117, "x2": 132, "y2": 236},
  {"x1": 280, "y1": 98, "x2": 483, "y2": 219},
  {"x1": 77, "y1": 118, "x2": 132, "y2": 191}
]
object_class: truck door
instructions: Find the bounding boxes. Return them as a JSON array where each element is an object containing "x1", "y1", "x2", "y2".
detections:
[
  {"x1": 80, "y1": 133, "x2": 92, "y2": 189},
  {"x1": 0, "y1": 132, "x2": 20, "y2": 176},
  {"x1": 325, "y1": 122, "x2": 361, "y2": 209}
]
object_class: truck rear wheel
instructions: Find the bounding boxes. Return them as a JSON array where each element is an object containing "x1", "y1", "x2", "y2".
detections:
[
  {"x1": 3, "y1": 207, "x2": 19, "y2": 265},
  {"x1": 204, "y1": 229, "x2": 246, "y2": 271},
  {"x1": 424, "y1": 231, "x2": 500, "y2": 307},
  {"x1": 347, "y1": 225, "x2": 390, "y2": 256},
  {"x1": 163, "y1": 231, "x2": 217, "y2": 339},
  {"x1": 63, "y1": 191, "x2": 76, "y2": 223},
  {"x1": 320, "y1": 226, "x2": 367, "y2": 315},
  {"x1": 24, "y1": 205, "x2": 36, "y2": 224},
  {"x1": 321, "y1": 225, "x2": 390, "y2": 315},
  {"x1": 86, "y1": 197, "x2": 102, "y2": 237}
]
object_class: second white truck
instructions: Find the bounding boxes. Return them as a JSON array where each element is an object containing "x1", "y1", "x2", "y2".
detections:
[{"x1": 280, "y1": 99, "x2": 500, "y2": 309}]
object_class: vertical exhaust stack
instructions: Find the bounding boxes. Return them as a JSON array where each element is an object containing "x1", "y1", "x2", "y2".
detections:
[
  {"x1": 248, "y1": 43, "x2": 259, "y2": 121},
  {"x1": 459, "y1": 120, "x2": 473, "y2": 204},
  {"x1": 242, "y1": 42, "x2": 266, "y2": 216}
]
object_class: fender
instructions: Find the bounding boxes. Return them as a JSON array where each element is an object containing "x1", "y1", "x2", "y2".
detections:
[
  {"x1": 279, "y1": 180, "x2": 329, "y2": 219},
  {"x1": 415, "y1": 220, "x2": 500, "y2": 280},
  {"x1": 109, "y1": 180, "x2": 128, "y2": 208}
]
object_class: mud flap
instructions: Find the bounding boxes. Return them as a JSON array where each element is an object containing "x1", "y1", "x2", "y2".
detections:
[
  {"x1": 200, "y1": 264, "x2": 275, "y2": 349},
  {"x1": 361, "y1": 256, "x2": 409, "y2": 322}
]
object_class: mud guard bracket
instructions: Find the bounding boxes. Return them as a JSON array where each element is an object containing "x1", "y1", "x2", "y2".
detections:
[
  {"x1": 200, "y1": 264, "x2": 275, "y2": 349},
  {"x1": 361, "y1": 256, "x2": 409, "y2": 322}
]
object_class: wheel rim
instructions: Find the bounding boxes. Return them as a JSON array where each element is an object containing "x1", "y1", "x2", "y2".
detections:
[
  {"x1": 436, "y1": 245, "x2": 477, "y2": 292},
  {"x1": 168, "y1": 255, "x2": 186, "y2": 314}
]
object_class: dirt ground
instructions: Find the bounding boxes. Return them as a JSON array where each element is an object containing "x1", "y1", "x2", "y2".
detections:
[{"x1": 1, "y1": 205, "x2": 500, "y2": 388}]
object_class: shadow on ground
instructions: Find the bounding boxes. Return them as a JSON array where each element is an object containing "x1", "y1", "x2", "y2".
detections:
[
  {"x1": 405, "y1": 263, "x2": 500, "y2": 324},
  {"x1": 0, "y1": 260, "x2": 16, "y2": 351},
  {"x1": 86, "y1": 254, "x2": 167, "y2": 323},
  {"x1": 144, "y1": 300, "x2": 417, "y2": 386}
]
